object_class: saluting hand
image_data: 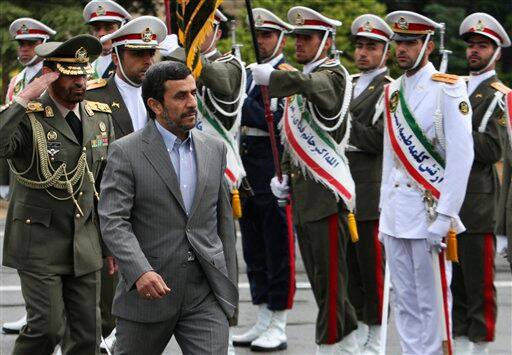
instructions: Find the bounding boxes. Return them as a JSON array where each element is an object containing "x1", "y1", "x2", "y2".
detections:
[
  {"x1": 19, "y1": 71, "x2": 60, "y2": 102},
  {"x1": 135, "y1": 271, "x2": 171, "y2": 300}
]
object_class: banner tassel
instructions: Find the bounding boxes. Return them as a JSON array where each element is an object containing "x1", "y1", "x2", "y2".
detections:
[
  {"x1": 232, "y1": 189, "x2": 242, "y2": 219},
  {"x1": 446, "y1": 229, "x2": 458, "y2": 262},
  {"x1": 348, "y1": 212, "x2": 359, "y2": 243}
]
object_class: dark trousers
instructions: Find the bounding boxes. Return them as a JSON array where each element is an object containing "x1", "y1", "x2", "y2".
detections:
[
  {"x1": 115, "y1": 260, "x2": 228, "y2": 355},
  {"x1": 100, "y1": 258, "x2": 118, "y2": 337},
  {"x1": 347, "y1": 220, "x2": 384, "y2": 325},
  {"x1": 296, "y1": 212, "x2": 358, "y2": 345},
  {"x1": 239, "y1": 193, "x2": 295, "y2": 310},
  {"x1": 14, "y1": 270, "x2": 100, "y2": 355},
  {"x1": 451, "y1": 233, "x2": 497, "y2": 342}
]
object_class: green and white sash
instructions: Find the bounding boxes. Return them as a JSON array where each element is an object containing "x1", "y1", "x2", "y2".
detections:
[
  {"x1": 196, "y1": 96, "x2": 246, "y2": 189},
  {"x1": 384, "y1": 78, "x2": 446, "y2": 200},
  {"x1": 280, "y1": 94, "x2": 355, "y2": 210}
]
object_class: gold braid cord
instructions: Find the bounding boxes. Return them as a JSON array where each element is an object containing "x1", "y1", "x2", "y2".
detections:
[{"x1": 8, "y1": 113, "x2": 99, "y2": 215}]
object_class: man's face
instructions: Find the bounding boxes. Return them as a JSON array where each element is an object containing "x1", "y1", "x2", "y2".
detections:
[
  {"x1": 17, "y1": 39, "x2": 42, "y2": 65},
  {"x1": 200, "y1": 28, "x2": 221, "y2": 53},
  {"x1": 355, "y1": 37, "x2": 387, "y2": 71},
  {"x1": 50, "y1": 71, "x2": 87, "y2": 104},
  {"x1": 466, "y1": 34, "x2": 497, "y2": 72},
  {"x1": 160, "y1": 75, "x2": 198, "y2": 133},
  {"x1": 114, "y1": 49, "x2": 156, "y2": 85},
  {"x1": 294, "y1": 32, "x2": 325, "y2": 64},
  {"x1": 395, "y1": 39, "x2": 424, "y2": 70},
  {"x1": 89, "y1": 21, "x2": 120, "y2": 55},
  {"x1": 256, "y1": 30, "x2": 282, "y2": 60}
]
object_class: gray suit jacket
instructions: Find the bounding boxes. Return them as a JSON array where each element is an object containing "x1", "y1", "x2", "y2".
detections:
[{"x1": 98, "y1": 120, "x2": 238, "y2": 322}]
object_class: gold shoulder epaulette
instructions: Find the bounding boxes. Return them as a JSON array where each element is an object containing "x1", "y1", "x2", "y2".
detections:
[
  {"x1": 86, "y1": 78, "x2": 107, "y2": 91},
  {"x1": 490, "y1": 82, "x2": 512, "y2": 94},
  {"x1": 385, "y1": 75, "x2": 394, "y2": 82},
  {"x1": 431, "y1": 73, "x2": 459, "y2": 85},
  {"x1": 26, "y1": 101, "x2": 44, "y2": 113},
  {"x1": 278, "y1": 63, "x2": 298, "y2": 72},
  {"x1": 85, "y1": 100, "x2": 112, "y2": 114}
]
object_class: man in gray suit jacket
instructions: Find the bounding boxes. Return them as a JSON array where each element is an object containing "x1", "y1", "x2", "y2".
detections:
[{"x1": 98, "y1": 61, "x2": 238, "y2": 354}]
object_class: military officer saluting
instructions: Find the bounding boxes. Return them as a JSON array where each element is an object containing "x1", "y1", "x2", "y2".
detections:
[
  {"x1": 86, "y1": 15, "x2": 167, "y2": 351},
  {"x1": 346, "y1": 14, "x2": 392, "y2": 354},
  {"x1": 451, "y1": 13, "x2": 511, "y2": 355},
  {"x1": 0, "y1": 35, "x2": 114, "y2": 355},
  {"x1": 380, "y1": 11, "x2": 473, "y2": 355},
  {"x1": 83, "y1": 0, "x2": 131, "y2": 79},
  {"x1": 233, "y1": 8, "x2": 294, "y2": 352},
  {"x1": 1, "y1": 16, "x2": 57, "y2": 336},
  {"x1": 253, "y1": 7, "x2": 360, "y2": 354}
]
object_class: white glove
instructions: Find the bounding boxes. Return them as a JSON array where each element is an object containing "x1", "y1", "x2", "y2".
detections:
[
  {"x1": 427, "y1": 214, "x2": 451, "y2": 253},
  {"x1": 251, "y1": 63, "x2": 274, "y2": 86},
  {"x1": 0, "y1": 185, "x2": 9, "y2": 200},
  {"x1": 159, "y1": 34, "x2": 179, "y2": 57},
  {"x1": 270, "y1": 175, "x2": 289, "y2": 199}
]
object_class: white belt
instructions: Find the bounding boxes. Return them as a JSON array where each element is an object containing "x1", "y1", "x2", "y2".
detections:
[{"x1": 241, "y1": 126, "x2": 270, "y2": 137}]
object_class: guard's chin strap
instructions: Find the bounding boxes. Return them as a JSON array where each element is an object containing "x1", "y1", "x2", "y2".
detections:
[
  {"x1": 114, "y1": 46, "x2": 141, "y2": 87},
  {"x1": 263, "y1": 31, "x2": 285, "y2": 63},
  {"x1": 471, "y1": 46, "x2": 501, "y2": 76},
  {"x1": 19, "y1": 38, "x2": 47, "y2": 67},
  {"x1": 378, "y1": 41, "x2": 390, "y2": 69},
  {"x1": 307, "y1": 30, "x2": 330, "y2": 65},
  {"x1": 408, "y1": 33, "x2": 432, "y2": 72},
  {"x1": 202, "y1": 23, "x2": 220, "y2": 55}
]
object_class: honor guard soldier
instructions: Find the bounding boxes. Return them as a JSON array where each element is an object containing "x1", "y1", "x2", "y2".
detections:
[
  {"x1": 232, "y1": 8, "x2": 294, "y2": 352},
  {"x1": 0, "y1": 34, "x2": 114, "y2": 355},
  {"x1": 83, "y1": 0, "x2": 131, "y2": 79},
  {"x1": 86, "y1": 15, "x2": 167, "y2": 351},
  {"x1": 452, "y1": 13, "x2": 511, "y2": 355},
  {"x1": 1, "y1": 16, "x2": 56, "y2": 336},
  {"x1": 346, "y1": 14, "x2": 393, "y2": 354},
  {"x1": 253, "y1": 7, "x2": 360, "y2": 354},
  {"x1": 381, "y1": 11, "x2": 474, "y2": 355}
]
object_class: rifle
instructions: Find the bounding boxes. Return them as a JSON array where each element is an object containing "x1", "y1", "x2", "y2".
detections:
[
  {"x1": 230, "y1": 20, "x2": 243, "y2": 61},
  {"x1": 438, "y1": 23, "x2": 452, "y2": 73}
]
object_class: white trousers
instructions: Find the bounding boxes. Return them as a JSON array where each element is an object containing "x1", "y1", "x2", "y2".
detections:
[{"x1": 382, "y1": 234, "x2": 452, "y2": 355}]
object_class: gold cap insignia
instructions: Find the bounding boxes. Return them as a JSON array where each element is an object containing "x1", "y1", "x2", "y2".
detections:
[
  {"x1": 45, "y1": 106, "x2": 54, "y2": 118},
  {"x1": 99, "y1": 122, "x2": 107, "y2": 132},
  {"x1": 111, "y1": 101, "x2": 120, "y2": 109},
  {"x1": 368, "y1": 85, "x2": 375, "y2": 91},
  {"x1": 19, "y1": 24, "x2": 29, "y2": 34},
  {"x1": 390, "y1": 91, "x2": 399, "y2": 112},
  {"x1": 475, "y1": 93, "x2": 483, "y2": 98},
  {"x1": 75, "y1": 47, "x2": 88, "y2": 63},
  {"x1": 295, "y1": 13, "x2": 305, "y2": 26},
  {"x1": 475, "y1": 20, "x2": 485, "y2": 32},
  {"x1": 47, "y1": 130, "x2": 58, "y2": 141},
  {"x1": 255, "y1": 15, "x2": 264, "y2": 27},
  {"x1": 96, "y1": 5, "x2": 106, "y2": 16},
  {"x1": 363, "y1": 21, "x2": 373, "y2": 32},
  {"x1": 397, "y1": 17, "x2": 408, "y2": 31},
  {"x1": 27, "y1": 102, "x2": 38, "y2": 111},
  {"x1": 498, "y1": 113, "x2": 506, "y2": 127},
  {"x1": 142, "y1": 28, "x2": 154, "y2": 43},
  {"x1": 459, "y1": 101, "x2": 469, "y2": 115}
]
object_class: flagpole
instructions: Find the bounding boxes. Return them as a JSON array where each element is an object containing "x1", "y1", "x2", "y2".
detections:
[
  {"x1": 244, "y1": 0, "x2": 283, "y2": 183},
  {"x1": 164, "y1": 0, "x2": 172, "y2": 34}
]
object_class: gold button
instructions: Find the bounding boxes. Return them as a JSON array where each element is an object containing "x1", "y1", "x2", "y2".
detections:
[
  {"x1": 75, "y1": 214, "x2": 81, "y2": 219},
  {"x1": 79, "y1": 191, "x2": 84, "y2": 196},
  {"x1": 25, "y1": 219, "x2": 31, "y2": 224},
  {"x1": 83, "y1": 147, "x2": 87, "y2": 151},
  {"x1": 50, "y1": 157, "x2": 55, "y2": 162},
  {"x1": 290, "y1": 173, "x2": 295, "y2": 178},
  {"x1": 100, "y1": 157, "x2": 104, "y2": 161}
]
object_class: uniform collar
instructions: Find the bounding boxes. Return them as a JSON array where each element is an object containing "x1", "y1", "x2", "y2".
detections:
[
  {"x1": 402, "y1": 61, "x2": 435, "y2": 91},
  {"x1": 267, "y1": 53, "x2": 284, "y2": 68},
  {"x1": 114, "y1": 73, "x2": 141, "y2": 91},
  {"x1": 303, "y1": 57, "x2": 328, "y2": 74},
  {"x1": 468, "y1": 69, "x2": 496, "y2": 96}
]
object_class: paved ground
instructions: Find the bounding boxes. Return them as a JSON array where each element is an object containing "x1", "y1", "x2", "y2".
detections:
[{"x1": 0, "y1": 219, "x2": 511, "y2": 354}]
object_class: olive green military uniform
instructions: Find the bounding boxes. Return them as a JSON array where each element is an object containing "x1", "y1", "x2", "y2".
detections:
[
  {"x1": 0, "y1": 94, "x2": 114, "y2": 355},
  {"x1": 451, "y1": 76, "x2": 507, "y2": 343},
  {"x1": 496, "y1": 133, "x2": 512, "y2": 271},
  {"x1": 346, "y1": 72, "x2": 391, "y2": 326},
  {"x1": 269, "y1": 61, "x2": 358, "y2": 345}
]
